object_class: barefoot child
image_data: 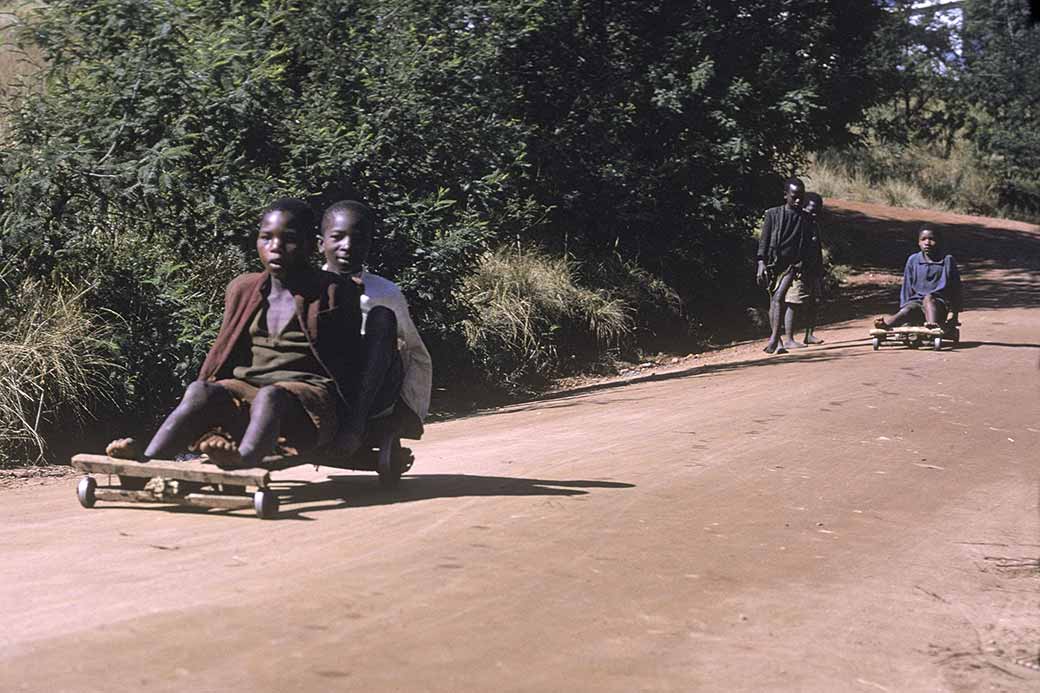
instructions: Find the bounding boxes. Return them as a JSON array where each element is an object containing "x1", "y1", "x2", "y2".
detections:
[
  {"x1": 319, "y1": 201, "x2": 432, "y2": 454},
  {"x1": 107, "y1": 199, "x2": 362, "y2": 468},
  {"x1": 800, "y1": 192, "x2": 826, "y2": 345},
  {"x1": 757, "y1": 177, "x2": 812, "y2": 353},
  {"x1": 874, "y1": 227, "x2": 962, "y2": 330}
]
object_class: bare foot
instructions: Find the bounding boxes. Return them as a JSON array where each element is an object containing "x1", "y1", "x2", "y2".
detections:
[
  {"x1": 804, "y1": 333, "x2": 824, "y2": 345},
  {"x1": 873, "y1": 316, "x2": 887, "y2": 330},
  {"x1": 199, "y1": 436, "x2": 248, "y2": 469},
  {"x1": 106, "y1": 437, "x2": 142, "y2": 460},
  {"x1": 763, "y1": 340, "x2": 780, "y2": 354},
  {"x1": 783, "y1": 338, "x2": 807, "y2": 350}
]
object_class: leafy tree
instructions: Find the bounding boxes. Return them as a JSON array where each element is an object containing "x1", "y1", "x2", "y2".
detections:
[
  {"x1": 0, "y1": 0, "x2": 889, "y2": 422},
  {"x1": 961, "y1": 0, "x2": 1040, "y2": 212},
  {"x1": 861, "y1": 0, "x2": 969, "y2": 151}
]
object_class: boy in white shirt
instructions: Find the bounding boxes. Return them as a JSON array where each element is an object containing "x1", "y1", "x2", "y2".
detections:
[{"x1": 319, "y1": 201, "x2": 432, "y2": 453}]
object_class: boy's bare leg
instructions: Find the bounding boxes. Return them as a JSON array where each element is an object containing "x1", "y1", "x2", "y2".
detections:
[
  {"x1": 201, "y1": 385, "x2": 315, "y2": 469},
  {"x1": 874, "y1": 305, "x2": 917, "y2": 329},
  {"x1": 803, "y1": 296, "x2": 824, "y2": 344},
  {"x1": 782, "y1": 305, "x2": 806, "y2": 349},
  {"x1": 333, "y1": 306, "x2": 402, "y2": 457},
  {"x1": 107, "y1": 382, "x2": 235, "y2": 460},
  {"x1": 764, "y1": 270, "x2": 794, "y2": 354},
  {"x1": 922, "y1": 294, "x2": 945, "y2": 327}
]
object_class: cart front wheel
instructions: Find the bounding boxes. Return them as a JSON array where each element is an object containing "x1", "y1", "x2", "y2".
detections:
[
  {"x1": 77, "y1": 476, "x2": 97, "y2": 508},
  {"x1": 253, "y1": 490, "x2": 279, "y2": 519},
  {"x1": 872, "y1": 336, "x2": 880, "y2": 351},
  {"x1": 933, "y1": 336, "x2": 943, "y2": 351}
]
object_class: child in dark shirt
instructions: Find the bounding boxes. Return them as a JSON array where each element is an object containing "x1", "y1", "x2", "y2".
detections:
[
  {"x1": 800, "y1": 192, "x2": 826, "y2": 345},
  {"x1": 757, "y1": 177, "x2": 812, "y2": 353},
  {"x1": 874, "y1": 227, "x2": 962, "y2": 329},
  {"x1": 106, "y1": 199, "x2": 362, "y2": 468}
]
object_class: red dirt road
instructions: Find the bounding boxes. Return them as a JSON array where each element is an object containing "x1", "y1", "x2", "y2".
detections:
[{"x1": 2, "y1": 202, "x2": 1038, "y2": 692}]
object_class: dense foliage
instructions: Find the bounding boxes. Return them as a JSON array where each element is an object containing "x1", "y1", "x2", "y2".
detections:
[
  {"x1": 0, "y1": 0, "x2": 891, "y2": 456},
  {"x1": 822, "y1": 0, "x2": 1040, "y2": 221},
  {"x1": 961, "y1": 0, "x2": 1040, "y2": 213}
]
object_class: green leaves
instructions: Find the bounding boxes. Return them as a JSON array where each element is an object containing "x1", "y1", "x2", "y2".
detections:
[{"x1": 0, "y1": 0, "x2": 890, "y2": 414}]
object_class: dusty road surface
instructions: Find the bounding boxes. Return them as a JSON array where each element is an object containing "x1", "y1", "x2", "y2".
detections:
[{"x1": 2, "y1": 202, "x2": 1038, "y2": 692}]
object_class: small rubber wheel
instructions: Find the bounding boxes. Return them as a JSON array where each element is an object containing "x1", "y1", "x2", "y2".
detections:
[
  {"x1": 119, "y1": 475, "x2": 148, "y2": 491},
  {"x1": 377, "y1": 435, "x2": 403, "y2": 489},
  {"x1": 908, "y1": 337, "x2": 920, "y2": 349},
  {"x1": 253, "y1": 489, "x2": 279, "y2": 519},
  {"x1": 933, "y1": 336, "x2": 943, "y2": 351},
  {"x1": 871, "y1": 336, "x2": 880, "y2": 351},
  {"x1": 77, "y1": 476, "x2": 97, "y2": 508}
]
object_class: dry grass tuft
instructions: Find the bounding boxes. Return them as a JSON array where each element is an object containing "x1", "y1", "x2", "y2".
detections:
[
  {"x1": 0, "y1": 279, "x2": 121, "y2": 465},
  {"x1": 461, "y1": 246, "x2": 634, "y2": 386}
]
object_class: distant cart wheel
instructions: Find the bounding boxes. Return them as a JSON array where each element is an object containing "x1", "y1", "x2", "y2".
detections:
[
  {"x1": 377, "y1": 435, "x2": 403, "y2": 489},
  {"x1": 908, "y1": 337, "x2": 920, "y2": 349},
  {"x1": 872, "y1": 336, "x2": 880, "y2": 351},
  {"x1": 253, "y1": 489, "x2": 279, "y2": 519},
  {"x1": 933, "y1": 336, "x2": 943, "y2": 351},
  {"x1": 77, "y1": 476, "x2": 97, "y2": 508}
]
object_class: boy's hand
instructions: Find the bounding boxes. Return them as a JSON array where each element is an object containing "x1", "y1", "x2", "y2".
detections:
[{"x1": 756, "y1": 261, "x2": 768, "y2": 286}]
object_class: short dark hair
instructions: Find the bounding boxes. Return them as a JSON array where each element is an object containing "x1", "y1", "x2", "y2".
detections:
[
  {"x1": 263, "y1": 198, "x2": 318, "y2": 238},
  {"x1": 321, "y1": 200, "x2": 375, "y2": 238},
  {"x1": 919, "y1": 226, "x2": 939, "y2": 238},
  {"x1": 785, "y1": 177, "x2": 805, "y2": 191},
  {"x1": 805, "y1": 191, "x2": 824, "y2": 207}
]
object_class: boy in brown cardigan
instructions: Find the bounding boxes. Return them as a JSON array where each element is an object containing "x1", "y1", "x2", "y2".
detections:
[{"x1": 107, "y1": 199, "x2": 362, "y2": 468}]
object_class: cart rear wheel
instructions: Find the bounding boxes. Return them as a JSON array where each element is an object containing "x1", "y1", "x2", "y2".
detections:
[
  {"x1": 77, "y1": 476, "x2": 97, "y2": 508},
  {"x1": 871, "y1": 336, "x2": 880, "y2": 351},
  {"x1": 377, "y1": 435, "x2": 404, "y2": 489},
  {"x1": 933, "y1": 336, "x2": 943, "y2": 351},
  {"x1": 253, "y1": 490, "x2": 279, "y2": 519}
]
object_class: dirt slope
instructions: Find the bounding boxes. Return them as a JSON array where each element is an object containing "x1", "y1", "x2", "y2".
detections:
[{"x1": 1, "y1": 201, "x2": 1038, "y2": 692}]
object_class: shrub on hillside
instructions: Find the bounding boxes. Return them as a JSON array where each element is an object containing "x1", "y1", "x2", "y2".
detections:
[
  {"x1": 460, "y1": 247, "x2": 633, "y2": 389},
  {"x1": 806, "y1": 143, "x2": 1004, "y2": 218},
  {"x1": 0, "y1": 280, "x2": 120, "y2": 465}
]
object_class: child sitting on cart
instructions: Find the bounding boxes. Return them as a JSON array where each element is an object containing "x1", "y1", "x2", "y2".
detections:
[
  {"x1": 874, "y1": 227, "x2": 962, "y2": 330},
  {"x1": 319, "y1": 201, "x2": 432, "y2": 456},
  {"x1": 106, "y1": 198, "x2": 363, "y2": 469}
]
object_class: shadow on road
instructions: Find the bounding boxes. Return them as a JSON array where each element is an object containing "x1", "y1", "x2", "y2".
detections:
[
  {"x1": 271, "y1": 474, "x2": 635, "y2": 520},
  {"x1": 479, "y1": 346, "x2": 873, "y2": 417}
]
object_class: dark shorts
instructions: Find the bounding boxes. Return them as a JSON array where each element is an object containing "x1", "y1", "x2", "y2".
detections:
[
  {"x1": 769, "y1": 265, "x2": 808, "y2": 304},
  {"x1": 211, "y1": 379, "x2": 339, "y2": 451}
]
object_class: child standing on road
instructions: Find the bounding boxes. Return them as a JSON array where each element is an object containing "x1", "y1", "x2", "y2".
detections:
[
  {"x1": 757, "y1": 177, "x2": 813, "y2": 353},
  {"x1": 106, "y1": 199, "x2": 363, "y2": 468},
  {"x1": 874, "y1": 227, "x2": 962, "y2": 329},
  {"x1": 800, "y1": 192, "x2": 826, "y2": 345}
]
